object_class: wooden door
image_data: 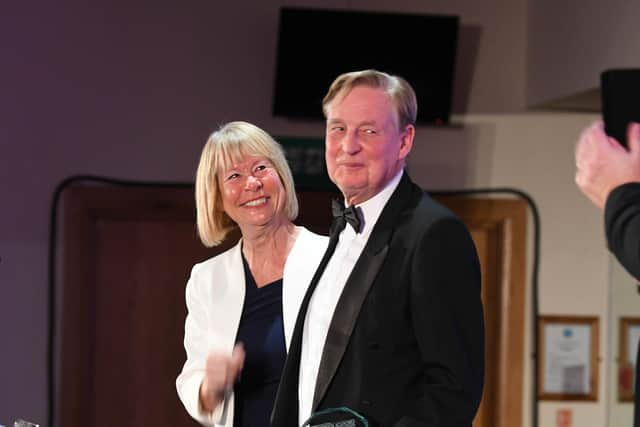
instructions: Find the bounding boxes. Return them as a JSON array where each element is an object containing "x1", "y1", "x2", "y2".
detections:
[
  {"x1": 57, "y1": 185, "x2": 337, "y2": 427},
  {"x1": 435, "y1": 196, "x2": 527, "y2": 427},
  {"x1": 59, "y1": 186, "x2": 214, "y2": 427},
  {"x1": 57, "y1": 186, "x2": 525, "y2": 427}
]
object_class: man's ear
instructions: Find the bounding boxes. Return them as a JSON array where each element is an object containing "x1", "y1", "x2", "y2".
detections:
[{"x1": 399, "y1": 124, "x2": 415, "y2": 160}]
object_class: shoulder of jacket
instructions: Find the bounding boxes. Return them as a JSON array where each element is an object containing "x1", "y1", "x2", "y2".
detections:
[
  {"x1": 190, "y1": 242, "x2": 240, "y2": 277},
  {"x1": 296, "y1": 226, "x2": 329, "y2": 244}
]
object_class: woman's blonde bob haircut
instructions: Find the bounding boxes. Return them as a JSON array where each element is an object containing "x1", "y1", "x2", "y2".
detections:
[
  {"x1": 195, "y1": 121, "x2": 298, "y2": 247},
  {"x1": 322, "y1": 69, "x2": 418, "y2": 130}
]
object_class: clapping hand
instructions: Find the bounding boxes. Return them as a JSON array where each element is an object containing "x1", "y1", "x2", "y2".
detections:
[{"x1": 199, "y1": 343, "x2": 245, "y2": 412}]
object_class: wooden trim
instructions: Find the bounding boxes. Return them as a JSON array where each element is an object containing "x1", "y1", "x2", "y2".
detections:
[
  {"x1": 618, "y1": 317, "x2": 640, "y2": 402},
  {"x1": 59, "y1": 187, "x2": 96, "y2": 427},
  {"x1": 537, "y1": 315, "x2": 599, "y2": 401}
]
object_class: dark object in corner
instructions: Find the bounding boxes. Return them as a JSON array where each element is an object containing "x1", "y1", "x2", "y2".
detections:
[{"x1": 601, "y1": 68, "x2": 640, "y2": 148}]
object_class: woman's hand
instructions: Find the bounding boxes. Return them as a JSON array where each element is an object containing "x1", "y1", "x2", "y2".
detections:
[{"x1": 199, "y1": 343, "x2": 245, "y2": 412}]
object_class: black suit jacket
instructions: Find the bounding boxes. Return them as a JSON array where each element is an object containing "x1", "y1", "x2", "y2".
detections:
[
  {"x1": 605, "y1": 182, "x2": 640, "y2": 427},
  {"x1": 605, "y1": 182, "x2": 640, "y2": 280},
  {"x1": 272, "y1": 173, "x2": 484, "y2": 427}
]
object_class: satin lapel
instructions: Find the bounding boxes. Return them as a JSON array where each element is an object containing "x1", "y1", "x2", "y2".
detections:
[
  {"x1": 312, "y1": 173, "x2": 420, "y2": 409},
  {"x1": 272, "y1": 229, "x2": 340, "y2": 427},
  {"x1": 312, "y1": 243, "x2": 389, "y2": 408}
]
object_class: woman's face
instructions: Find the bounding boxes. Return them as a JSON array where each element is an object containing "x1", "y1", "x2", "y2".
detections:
[{"x1": 217, "y1": 155, "x2": 287, "y2": 229}]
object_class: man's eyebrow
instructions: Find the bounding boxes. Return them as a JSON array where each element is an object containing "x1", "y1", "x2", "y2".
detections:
[{"x1": 326, "y1": 119, "x2": 379, "y2": 126}]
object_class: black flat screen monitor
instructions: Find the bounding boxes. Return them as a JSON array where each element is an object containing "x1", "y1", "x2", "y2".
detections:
[{"x1": 273, "y1": 7, "x2": 459, "y2": 125}]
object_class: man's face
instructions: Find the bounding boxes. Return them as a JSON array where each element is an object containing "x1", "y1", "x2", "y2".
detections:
[{"x1": 324, "y1": 85, "x2": 414, "y2": 206}]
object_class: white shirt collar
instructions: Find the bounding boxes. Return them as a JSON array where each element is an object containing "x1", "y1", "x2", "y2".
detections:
[{"x1": 346, "y1": 169, "x2": 404, "y2": 237}]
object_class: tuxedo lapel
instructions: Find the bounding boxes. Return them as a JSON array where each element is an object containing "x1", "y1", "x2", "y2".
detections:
[
  {"x1": 312, "y1": 173, "x2": 420, "y2": 409},
  {"x1": 272, "y1": 223, "x2": 344, "y2": 427},
  {"x1": 312, "y1": 242, "x2": 388, "y2": 408}
]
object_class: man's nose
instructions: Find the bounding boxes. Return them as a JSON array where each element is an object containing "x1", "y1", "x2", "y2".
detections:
[
  {"x1": 245, "y1": 175, "x2": 263, "y2": 190},
  {"x1": 342, "y1": 131, "x2": 361, "y2": 154}
]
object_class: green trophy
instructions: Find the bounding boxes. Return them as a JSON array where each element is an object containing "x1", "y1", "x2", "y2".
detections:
[{"x1": 301, "y1": 406, "x2": 369, "y2": 427}]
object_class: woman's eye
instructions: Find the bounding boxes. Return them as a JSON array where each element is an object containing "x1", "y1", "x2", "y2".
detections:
[
  {"x1": 226, "y1": 172, "x2": 240, "y2": 181},
  {"x1": 363, "y1": 128, "x2": 377, "y2": 134},
  {"x1": 254, "y1": 164, "x2": 267, "y2": 173}
]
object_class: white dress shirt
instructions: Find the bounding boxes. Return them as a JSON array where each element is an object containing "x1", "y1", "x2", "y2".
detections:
[{"x1": 298, "y1": 170, "x2": 404, "y2": 424}]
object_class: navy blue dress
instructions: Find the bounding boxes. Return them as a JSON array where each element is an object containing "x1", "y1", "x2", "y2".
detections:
[{"x1": 233, "y1": 256, "x2": 286, "y2": 427}]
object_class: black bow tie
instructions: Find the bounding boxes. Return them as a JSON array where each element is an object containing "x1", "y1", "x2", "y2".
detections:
[{"x1": 331, "y1": 199, "x2": 362, "y2": 234}]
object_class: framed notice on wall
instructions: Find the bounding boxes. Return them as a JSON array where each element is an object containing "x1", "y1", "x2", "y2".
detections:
[
  {"x1": 538, "y1": 315, "x2": 599, "y2": 401},
  {"x1": 619, "y1": 317, "x2": 640, "y2": 401}
]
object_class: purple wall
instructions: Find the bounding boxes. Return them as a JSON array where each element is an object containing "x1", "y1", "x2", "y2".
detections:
[{"x1": 0, "y1": 0, "x2": 528, "y2": 424}]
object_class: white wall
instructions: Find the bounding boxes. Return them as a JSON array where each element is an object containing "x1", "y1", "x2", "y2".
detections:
[{"x1": 1, "y1": 0, "x2": 622, "y2": 426}]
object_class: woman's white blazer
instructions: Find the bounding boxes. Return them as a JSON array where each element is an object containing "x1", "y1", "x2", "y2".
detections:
[{"x1": 176, "y1": 226, "x2": 328, "y2": 426}]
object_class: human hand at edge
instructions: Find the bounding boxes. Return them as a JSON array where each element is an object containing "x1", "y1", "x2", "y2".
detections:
[{"x1": 575, "y1": 121, "x2": 640, "y2": 209}]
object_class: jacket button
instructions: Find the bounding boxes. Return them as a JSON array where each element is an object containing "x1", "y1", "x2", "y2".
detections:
[
  {"x1": 369, "y1": 342, "x2": 379, "y2": 349},
  {"x1": 362, "y1": 400, "x2": 372, "y2": 406}
]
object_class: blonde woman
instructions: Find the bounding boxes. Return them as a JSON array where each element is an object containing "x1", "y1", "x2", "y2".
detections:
[{"x1": 176, "y1": 121, "x2": 327, "y2": 427}]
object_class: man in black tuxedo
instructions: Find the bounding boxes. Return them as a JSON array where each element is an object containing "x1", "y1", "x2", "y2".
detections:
[
  {"x1": 272, "y1": 70, "x2": 485, "y2": 427},
  {"x1": 575, "y1": 120, "x2": 640, "y2": 425}
]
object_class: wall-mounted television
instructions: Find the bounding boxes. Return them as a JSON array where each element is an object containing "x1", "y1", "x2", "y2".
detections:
[{"x1": 272, "y1": 7, "x2": 459, "y2": 125}]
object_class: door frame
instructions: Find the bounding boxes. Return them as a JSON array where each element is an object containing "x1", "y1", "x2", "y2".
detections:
[{"x1": 436, "y1": 195, "x2": 528, "y2": 427}]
